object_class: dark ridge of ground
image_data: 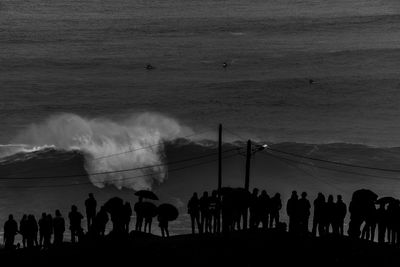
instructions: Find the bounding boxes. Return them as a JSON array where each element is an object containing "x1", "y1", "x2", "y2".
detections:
[{"x1": 0, "y1": 230, "x2": 398, "y2": 267}]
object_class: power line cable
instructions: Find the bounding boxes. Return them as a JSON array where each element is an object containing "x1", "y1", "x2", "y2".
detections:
[
  {"x1": 267, "y1": 147, "x2": 400, "y2": 173},
  {"x1": 0, "y1": 147, "x2": 240, "y2": 180},
  {"x1": 4, "y1": 152, "x2": 240, "y2": 189},
  {"x1": 262, "y1": 150, "x2": 400, "y2": 182}
]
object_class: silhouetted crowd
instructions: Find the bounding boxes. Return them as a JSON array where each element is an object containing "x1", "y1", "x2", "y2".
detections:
[
  {"x1": 187, "y1": 188, "x2": 400, "y2": 246},
  {"x1": 3, "y1": 188, "x2": 400, "y2": 250},
  {"x1": 3, "y1": 193, "x2": 176, "y2": 250}
]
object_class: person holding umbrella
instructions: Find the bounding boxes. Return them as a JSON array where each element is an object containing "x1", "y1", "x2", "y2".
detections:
[
  {"x1": 134, "y1": 190, "x2": 159, "y2": 232},
  {"x1": 157, "y1": 203, "x2": 178, "y2": 237}
]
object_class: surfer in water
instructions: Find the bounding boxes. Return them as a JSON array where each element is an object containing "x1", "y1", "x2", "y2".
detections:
[
  {"x1": 222, "y1": 62, "x2": 228, "y2": 69},
  {"x1": 145, "y1": 64, "x2": 154, "y2": 70}
]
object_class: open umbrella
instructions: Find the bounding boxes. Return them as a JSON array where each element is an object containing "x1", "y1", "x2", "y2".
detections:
[
  {"x1": 352, "y1": 189, "x2": 378, "y2": 202},
  {"x1": 139, "y1": 202, "x2": 158, "y2": 218},
  {"x1": 157, "y1": 203, "x2": 179, "y2": 221},
  {"x1": 376, "y1": 196, "x2": 396, "y2": 205},
  {"x1": 135, "y1": 190, "x2": 159, "y2": 200}
]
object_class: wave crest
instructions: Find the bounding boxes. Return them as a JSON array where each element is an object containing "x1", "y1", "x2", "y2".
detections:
[{"x1": 8, "y1": 112, "x2": 194, "y2": 190}]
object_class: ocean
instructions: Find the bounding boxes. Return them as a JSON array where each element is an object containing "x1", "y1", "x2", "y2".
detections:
[{"x1": 1, "y1": 0, "x2": 400, "y2": 238}]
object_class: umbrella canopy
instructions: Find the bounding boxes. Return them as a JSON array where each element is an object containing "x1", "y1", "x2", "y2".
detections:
[
  {"x1": 135, "y1": 190, "x2": 159, "y2": 200},
  {"x1": 104, "y1": 197, "x2": 124, "y2": 212},
  {"x1": 138, "y1": 202, "x2": 158, "y2": 218},
  {"x1": 158, "y1": 203, "x2": 179, "y2": 221},
  {"x1": 352, "y1": 189, "x2": 378, "y2": 203},
  {"x1": 376, "y1": 196, "x2": 396, "y2": 205}
]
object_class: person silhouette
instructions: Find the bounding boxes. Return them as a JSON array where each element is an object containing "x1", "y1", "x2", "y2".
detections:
[
  {"x1": 325, "y1": 195, "x2": 335, "y2": 234},
  {"x1": 20, "y1": 214, "x2": 28, "y2": 248},
  {"x1": 69, "y1": 205, "x2": 84, "y2": 243},
  {"x1": 85, "y1": 193, "x2": 97, "y2": 231},
  {"x1": 31, "y1": 215, "x2": 38, "y2": 247},
  {"x1": 208, "y1": 190, "x2": 221, "y2": 233},
  {"x1": 312, "y1": 193, "x2": 325, "y2": 237},
  {"x1": 3, "y1": 214, "x2": 18, "y2": 250},
  {"x1": 297, "y1": 192, "x2": 311, "y2": 234},
  {"x1": 94, "y1": 206, "x2": 109, "y2": 236},
  {"x1": 249, "y1": 188, "x2": 261, "y2": 229},
  {"x1": 333, "y1": 195, "x2": 347, "y2": 236},
  {"x1": 42, "y1": 214, "x2": 53, "y2": 249},
  {"x1": 38, "y1": 213, "x2": 47, "y2": 247},
  {"x1": 269, "y1": 193, "x2": 282, "y2": 228},
  {"x1": 361, "y1": 197, "x2": 377, "y2": 241},
  {"x1": 53, "y1": 210, "x2": 65, "y2": 245},
  {"x1": 287, "y1": 191, "x2": 299, "y2": 233},
  {"x1": 258, "y1": 190, "x2": 270, "y2": 229},
  {"x1": 135, "y1": 196, "x2": 144, "y2": 232},
  {"x1": 123, "y1": 201, "x2": 132, "y2": 233},
  {"x1": 158, "y1": 213, "x2": 170, "y2": 238},
  {"x1": 377, "y1": 203, "x2": 387, "y2": 243},
  {"x1": 188, "y1": 192, "x2": 201, "y2": 234},
  {"x1": 26, "y1": 214, "x2": 38, "y2": 248},
  {"x1": 200, "y1": 192, "x2": 210, "y2": 234}
]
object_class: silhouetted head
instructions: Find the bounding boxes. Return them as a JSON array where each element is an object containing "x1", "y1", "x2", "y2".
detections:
[
  {"x1": 8, "y1": 214, "x2": 13, "y2": 220},
  {"x1": 55, "y1": 210, "x2": 61, "y2": 217},
  {"x1": 71, "y1": 205, "x2": 77, "y2": 212},
  {"x1": 291, "y1": 191, "x2": 298, "y2": 199},
  {"x1": 22, "y1": 214, "x2": 27, "y2": 220},
  {"x1": 212, "y1": 190, "x2": 217, "y2": 197},
  {"x1": 252, "y1": 188, "x2": 259, "y2": 195},
  {"x1": 193, "y1": 192, "x2": 198, "y2": 199},
  {"x1": 261, "y1": 190, "x2": 267, "y2": 196},
  {"x1": 328, "y1": 195, "x2": 333, "y2": 203},
  {"x1": 203, "y1": 192, "x2": 208, "y2": 197},
  {"x1": 337, "y1": 195, "x2": 342, "y2": 202},
  {"x1": 275, "y1": 193, "x2": 280, "y2": 199},
  {"x1": 301, "y1": 192, "x2": 307, "y2": 198},
  {"x1": 89, "y1": 193, "x2": 94, "y2": 199},
  {"x1": 42, "y1": 212, "x2": 46, "y2": 218}
]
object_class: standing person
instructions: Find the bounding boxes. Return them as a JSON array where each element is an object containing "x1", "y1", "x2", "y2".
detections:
[
  {"x1": 334, "y1": 195, "x2": 347, "y2": 236},
  {"x1": 26, "y1": 215, "x2": 38, "y2": 248},
  {"x1": 208, "y1": 190, "x2": 221, "y2": 233},
  {"x1": 134, "y1": 197, "x2": 144, "y2": 232},
  {"x1": 42, "y1": 214, "x2": 53, "y2": 249},
  {"x1": 325, "y1": 195, "x2": 335, "y2": 234},
  {"x1": 259, "y1": 190, "x2": 270, "y2": 229},
  {"x1": 38, "y1": 213, "x2": 47, "y2": 247},
  {"x1": 377, "y1": 203, "x2": 387, "y2": 243},
  {"x1": 188, "y1": 192, "x2": 201, "y2": 234},
  {"x1": 85, "y1": 193, "x2": 97, "y2": 231},
  {"x1": 249, "y1": 188, "x2": 260, "y2": 229},
  {"x1": 95, "y1": 206, "x2": 109, "y2": 236},
  {"x1": 199, "y1": 192, "x2": 210, "y2": 234},
  {"x1": 53, "y1": 210, "x2": 65, "y2": 245},
  {"x1": 3, "y1": 214, "x2": 18, "y2": 250},
  {"x1": 20, "y1": 214, "x2": 28, "y2": 248},
  {"x1": 269, "y1": 193, "x2": 282, "y2": 228},
  {"x1": 123, "y1": 201, "x2": 132, "y2": 233},
  {"x1": 312, "y1": 193, "x2": 326, "y2": 237},
  {"x1": 287, "y1": 191, "x2": 299, "y2": 233},
  {"x1": 158, "y1": 214, "x2": 169, "y2": 238},
  {"x1": 297, "y1": 192, "x2": 311, "y2": 234},
  {"x1": 69, "y1": 205, "x2": 84, "y2": 243}
]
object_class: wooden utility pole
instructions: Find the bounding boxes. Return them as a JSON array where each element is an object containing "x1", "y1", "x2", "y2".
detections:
[
  {"x1": 243, "y1": 139, "x2": 252, "y2": 229},
  {"x1": 218, "y1": 123, "x2": 222, "y2": 192}
]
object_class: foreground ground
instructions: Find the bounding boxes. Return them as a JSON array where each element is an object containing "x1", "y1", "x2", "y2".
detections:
[{"x1": 0, "y1": 229, "x2": 399, "y2": 266}]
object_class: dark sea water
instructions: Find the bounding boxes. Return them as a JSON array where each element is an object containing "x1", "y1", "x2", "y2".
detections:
[{"x1": 1, "y1": 0, "x2": 400, "y2": 238}]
